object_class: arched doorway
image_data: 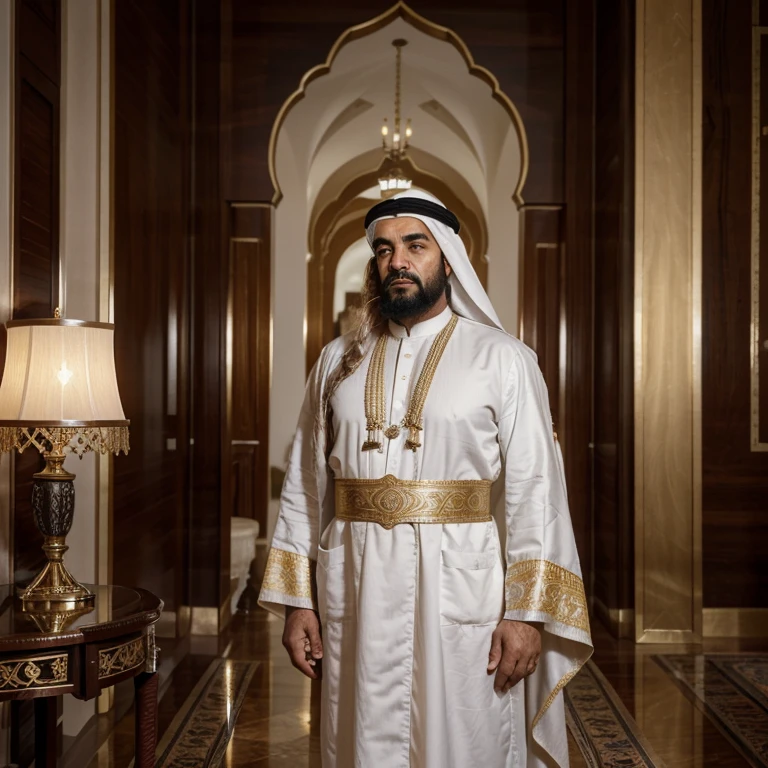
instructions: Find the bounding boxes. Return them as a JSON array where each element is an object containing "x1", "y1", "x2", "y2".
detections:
[{"x1": 268, "y1": 5, "x2": 527, "y2": 530}]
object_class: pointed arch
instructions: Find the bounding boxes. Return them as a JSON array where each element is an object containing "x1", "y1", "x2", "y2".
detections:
[{"x1": 268, "y1": 1, "x2": 529, "y2": 207}]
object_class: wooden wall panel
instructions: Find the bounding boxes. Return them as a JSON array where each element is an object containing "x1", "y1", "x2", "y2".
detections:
[
  {"x1": 10, "y1": 3, "x2": 61, "y2": 763},
  {"x1": 113, "y1": 0, "x2": 189, "y2": 613},
  {"x1": 230, "y1": 205, "x2": 271, "y2": 535},
  {"x1": 592, "y1": 0, "x2": 635, "y2": 626},
  {"x1": 12, "y1": 0, "x2": 61, "y2": 584},
  {"x1": 562, "y1": 0, "x2": 595, "y2": 594},
  {"x1": 702, "y1": 0, "x2": 768, "y2": 608},
  {"x1": 189, "y1": 0, "x2": 228, "y2": 610},
  {"x1": 519, "y1": 208, "x2": 564, "y2": 429},
  {"x1": 225, "y1": 0, "x2": 565, "y2": 205}
]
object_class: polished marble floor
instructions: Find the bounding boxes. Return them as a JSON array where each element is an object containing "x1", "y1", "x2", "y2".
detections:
[{"x1": 81, "y1": 611, "x2": 766, "y2": 767}]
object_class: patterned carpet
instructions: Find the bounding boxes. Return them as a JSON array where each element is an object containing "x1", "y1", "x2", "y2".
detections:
[
  {"x1": 153, "y1": 659, "x2": 259, "y2": 767},
  {"x1": 653, "y1": 654, "x2": 768, "y2": 768},
  {"x1": 565, "y1": 660, "x2": 665, "y2": 768},
  {"x1": 145, "y1": 655, "x2": 657, "y2": 767}
]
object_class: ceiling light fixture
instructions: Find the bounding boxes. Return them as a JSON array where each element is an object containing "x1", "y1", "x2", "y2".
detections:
[{"x1": 378, "y1": 39, "x2": 413, "y2": 197}]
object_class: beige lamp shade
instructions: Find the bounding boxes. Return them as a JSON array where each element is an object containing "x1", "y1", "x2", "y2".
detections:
[{"x1": 0, "y1": 319, "x2": 128, "y2": 426}]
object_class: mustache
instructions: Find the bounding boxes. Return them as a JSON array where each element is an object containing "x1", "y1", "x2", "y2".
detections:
[{"x1": 382, "y1": 270, "x2": 423, "y2": 291}]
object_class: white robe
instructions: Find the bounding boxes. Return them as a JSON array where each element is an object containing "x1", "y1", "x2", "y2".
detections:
[{"x1": 260, "y1": 306, "x2": 593, "y2": 767}]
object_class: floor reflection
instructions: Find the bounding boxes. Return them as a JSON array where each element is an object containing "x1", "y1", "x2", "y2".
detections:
[{"x1": 82, "y1": 612, "x2": 762, "y2": 767}]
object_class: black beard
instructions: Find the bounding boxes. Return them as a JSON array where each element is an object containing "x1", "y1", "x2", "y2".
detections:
[{"x1": 379, "y1": 265, "x2": 448, "y2": 321}]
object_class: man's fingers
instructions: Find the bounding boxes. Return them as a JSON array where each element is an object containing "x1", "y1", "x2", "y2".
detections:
[
  {"x1": 487, "y1": 630, "x2": 503, "y2": 673},
  {"x1": 287, "y1": 636, "x2": 319, "y2": 679},
  {"x1": 307, "y1": 619, "x2": 324, "y2": 659},
  {"x1": 494, "y1": 657, "x2": 518, "y2": 692},
  {"x1": 502, "y1": 665, "x2": 527, "y2": 692}
]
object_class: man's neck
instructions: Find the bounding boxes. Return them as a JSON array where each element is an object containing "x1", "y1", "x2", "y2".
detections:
[{"x1": 392, "y1": 296, "x2": 449, "y2": 335}]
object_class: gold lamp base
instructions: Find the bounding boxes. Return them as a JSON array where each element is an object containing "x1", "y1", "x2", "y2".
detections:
[
  {"x1": 16, "y1": 535, "x2": 95, "y2": 611},
  {"x1": 16, "y1": 450, "x2": 94, "y2": 614}
]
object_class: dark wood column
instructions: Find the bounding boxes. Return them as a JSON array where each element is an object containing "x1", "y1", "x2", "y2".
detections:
[
  {"x1": 592, "y1": 0, "x2": 636, "y2": 637},
  {"x1": 112, "y1": 0, "x2": 191, "y2": 619},
  {"x1": 10, "y1": 4, "x2": 62, "y2": 762}
]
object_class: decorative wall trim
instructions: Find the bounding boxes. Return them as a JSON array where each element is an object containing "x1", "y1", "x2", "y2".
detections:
[
  {"x1": 0, "y1": 0, "x2": 15, "y2": 593},
  {"x1": 703, "y1": 608, "x2": 768, "y2": 637},
  {"x1": 634, "y1": 0, "x2": 703, "y2": 643},
  {"x1": 751, "y1": 21, "x2": 768, "y2": 451}
]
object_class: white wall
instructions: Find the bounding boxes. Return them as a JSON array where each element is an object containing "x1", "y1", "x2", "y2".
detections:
[
  {"x1": 269, "y1": 130, "x2": 309, "y2": 537},
  {"x1": 333, "y1": 238, "x2": 370, "y2": 320},
  {"x1": 59, "y1": 0, "x2": 113, "y2": 739},
  {"x1": 486, "y1": 127, "x2": 522, "y2": 335}
]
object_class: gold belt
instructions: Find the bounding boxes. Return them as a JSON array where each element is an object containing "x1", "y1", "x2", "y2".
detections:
[{"x1": 335, "y1": 474, "x2": 492, "y2": 529}]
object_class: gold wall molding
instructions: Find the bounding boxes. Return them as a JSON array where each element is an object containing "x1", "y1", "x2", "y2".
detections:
[
  {"x1": 0, "y1": 0, "x2": 15, "y2": 591},
  {"x1": 268, "y1": 1, "x2": 529, "y2": 208},
  {"x1": 703, "y1": 607, "x2": 768, "y2": 637},
  {"x1": 752, "y1": 23, "x2": 768, "y2": 451},
  {"x1": 634, "y1": 0, "x2": 703, "y2": 643}
]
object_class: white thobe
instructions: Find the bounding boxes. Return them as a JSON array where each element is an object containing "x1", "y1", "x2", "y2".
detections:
[{"x1": 260, "y1": 306, "x2": 593, "y2": 768}]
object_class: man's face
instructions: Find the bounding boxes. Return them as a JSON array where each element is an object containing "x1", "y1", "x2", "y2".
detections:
[{"x1": 371, "y1": 217, "x2": 452, "y2": 321}]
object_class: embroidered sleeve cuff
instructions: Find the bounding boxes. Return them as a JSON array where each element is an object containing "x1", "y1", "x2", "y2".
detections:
[
  {"x1": 259, "y1": 547, "x2": 317, "y2": 611},
  {"x1": 504, "y1": 559, "x2": 590, "y2": 636}
]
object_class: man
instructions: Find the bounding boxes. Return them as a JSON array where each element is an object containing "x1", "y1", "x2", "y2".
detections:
[{"x1": 260, "y1": 190, "x2": 592, "y2": 767}]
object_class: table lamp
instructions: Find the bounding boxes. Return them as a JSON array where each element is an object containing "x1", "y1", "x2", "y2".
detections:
[{"x1": 0, "y1": 313, "x2": 129, "y2": 611}]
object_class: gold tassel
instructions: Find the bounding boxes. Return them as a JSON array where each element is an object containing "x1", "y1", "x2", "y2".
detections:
[
  {"x1": 404, "y1": 423, "x2": 422, "y2": 452},
  {"x1": 362, "y1": 429, "x2": 383, "y2": 452}
]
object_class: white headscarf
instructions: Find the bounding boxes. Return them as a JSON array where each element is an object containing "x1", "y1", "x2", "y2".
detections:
[{"x1": 365, "y1": 190, "x2": 504, "y2": 332}]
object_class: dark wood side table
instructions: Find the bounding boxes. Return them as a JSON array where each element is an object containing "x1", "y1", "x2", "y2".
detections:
[{"x1": 0, "y1": 584, "x2": 162, "y2": 767}]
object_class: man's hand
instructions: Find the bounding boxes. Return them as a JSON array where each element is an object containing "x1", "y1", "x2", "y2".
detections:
[
  {"x1": 487, "y1": 619, "x2": 541, "y2": 693},
  {"x1": 283, "y1": 607, "x2": 324, "y2": 679}
]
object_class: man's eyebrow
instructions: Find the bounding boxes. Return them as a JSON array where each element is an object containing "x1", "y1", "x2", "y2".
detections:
[
  {"x1": 371, "y1": 232, "x2": 431, "y2": 251},
  {"x1": 372, "y1": 237, "x2": 394, "y2": 251},
  {"x1": 402, "y1": 232, "x2": 430, "y2": 243}
]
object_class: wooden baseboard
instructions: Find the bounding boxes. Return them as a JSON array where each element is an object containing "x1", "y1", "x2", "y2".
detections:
[
  {"x1": 703, "y1": 608, "x2": 768, "y2": 638},
  {"x1": 592, "y1": 597, "x2": 634, "y2": 639}
]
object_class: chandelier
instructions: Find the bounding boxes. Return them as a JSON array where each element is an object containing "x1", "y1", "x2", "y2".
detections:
[{"x1": 378, "y1": 39, "x2": 413, "y2": 197}]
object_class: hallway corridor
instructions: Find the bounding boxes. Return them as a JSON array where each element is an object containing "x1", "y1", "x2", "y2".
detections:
[{"x1": 83, "y1": 611, "x2": 766, "y2": 767}]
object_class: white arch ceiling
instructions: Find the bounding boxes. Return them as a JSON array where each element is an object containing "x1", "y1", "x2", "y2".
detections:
[
  {"x1": 278, "y1": 16, "x2": 521, "y2": 215},
  {"x1": 269, "y1": 11, "x2": 525, "y2": 535}
]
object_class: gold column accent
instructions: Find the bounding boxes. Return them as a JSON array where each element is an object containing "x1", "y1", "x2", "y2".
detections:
[{"x1": 634, "y1": 0, "x2": 703, "y2": 642}]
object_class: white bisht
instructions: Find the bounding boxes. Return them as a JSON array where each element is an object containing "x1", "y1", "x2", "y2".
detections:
[{"x1": 260, "y1": 192, "x2": 592, "y2": 768}]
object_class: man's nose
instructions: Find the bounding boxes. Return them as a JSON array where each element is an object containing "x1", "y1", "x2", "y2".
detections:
[{"x1": 389, "y1": 244, "x2": 409, "y2": 271}]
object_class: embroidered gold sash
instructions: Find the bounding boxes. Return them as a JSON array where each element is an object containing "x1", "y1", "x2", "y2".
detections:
[{"x1": 335, "y1": 474, "x2": 492, "y2": 529}]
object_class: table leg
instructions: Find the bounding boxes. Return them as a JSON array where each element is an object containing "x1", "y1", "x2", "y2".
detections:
[
  {"x1": 34, "y1": 696, "x2": 58, "y2": 768},
  {"x1": 134, "y1": 672, "x2": 159, "y2": 767}
]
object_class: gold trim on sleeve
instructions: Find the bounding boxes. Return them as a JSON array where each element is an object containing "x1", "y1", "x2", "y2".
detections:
[
  {"x1": 505, "y1": 559, "x2": 590, "y2": 634},
  {"x1": 262, "y1": 548, "x2": 316, "y2": 604}
]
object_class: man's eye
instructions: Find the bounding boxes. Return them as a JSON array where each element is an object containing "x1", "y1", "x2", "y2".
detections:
[{"x1": 376, "y1": 250, "x2": 390, "y2": 258}]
